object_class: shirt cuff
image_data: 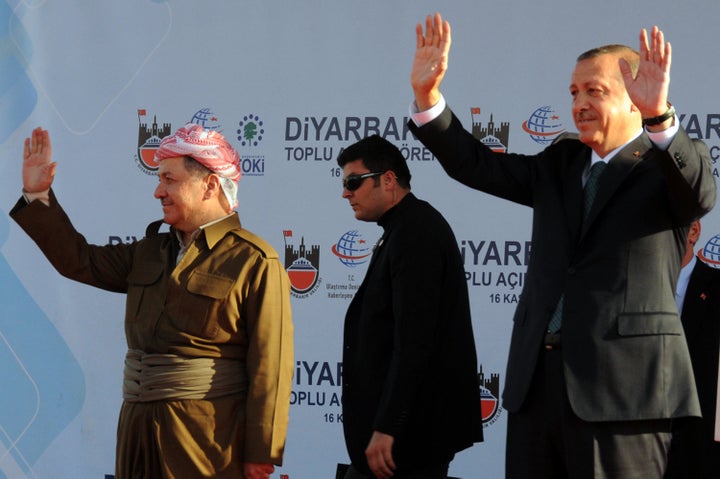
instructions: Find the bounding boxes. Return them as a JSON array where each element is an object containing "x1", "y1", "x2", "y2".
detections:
[
  {"x1": 23, "y1": 189, "x2": 50, "y2": 206},
  {"x1": 409, "y1": 95, "x2": 447, "y2": 127},
  {"x1": 644, "y1": 114, "x2": 679, "y2": 151}
]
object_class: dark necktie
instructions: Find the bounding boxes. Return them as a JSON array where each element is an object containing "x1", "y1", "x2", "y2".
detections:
[
  {"x1": 582, "y1": 161, "x2": 607, "y2": 218},
  {"x1": 547, "y1": 161, "x2": 607, "y2": 333}
]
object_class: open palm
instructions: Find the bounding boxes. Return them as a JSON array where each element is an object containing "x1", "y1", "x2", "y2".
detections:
[
  {"x1": 621, "y1": 26, "x2": 671, "y2": 117},
  {"x1": 411, "y1": 13, "x2": 451, "y2": 111},
  {"x1": 23, "y1": 127, "x2": 56, "y2": 193}
]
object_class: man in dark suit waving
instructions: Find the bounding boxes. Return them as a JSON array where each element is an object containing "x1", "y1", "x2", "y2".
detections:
[
  {"x1": 665, "y1": 220, "x2": 720, "y2": 478},
  {"x1": 408, "y1": 12, "x2": 716, "y2": 478}
]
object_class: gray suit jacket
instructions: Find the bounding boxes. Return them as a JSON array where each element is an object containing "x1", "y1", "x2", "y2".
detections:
[{"x1": 410, "y1": 106, "x2": 716, "y2": 421}]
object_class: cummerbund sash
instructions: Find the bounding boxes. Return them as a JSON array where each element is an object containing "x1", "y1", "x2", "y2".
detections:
[{"x1": 123, "y1": 349, "x2": 247, "y2": 402}]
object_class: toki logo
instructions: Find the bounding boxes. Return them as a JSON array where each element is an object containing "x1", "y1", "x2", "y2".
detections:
[
  {"x1": 236, "y1": 113, "x2": 266, "y2": 177},
  {"x1": 237, "y1": 113, "x2": 264, "y2": 147}
]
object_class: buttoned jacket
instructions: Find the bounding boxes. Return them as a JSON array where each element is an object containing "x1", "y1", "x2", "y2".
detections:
[{"x1": 10, "y1": 190, "x2": 293, "y2": 464}]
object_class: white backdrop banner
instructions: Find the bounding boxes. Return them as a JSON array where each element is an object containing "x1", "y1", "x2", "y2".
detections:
[{"x1": 1, "y1": 1, "x2": 718, "y2": 478}]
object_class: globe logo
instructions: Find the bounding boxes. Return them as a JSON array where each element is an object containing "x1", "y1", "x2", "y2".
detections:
[
  {"x1": 332, "y1": 230, "x2": 372, "y2": 267},
  {"x1": 189, "y1": 108, "x2": 222, "y2": 131},
  {"x1": 699, "y1": 234, "x2": 720, "y2": 269},
  {"x1": 522, "y1": 105, "x2": 565, "y2": 145}
]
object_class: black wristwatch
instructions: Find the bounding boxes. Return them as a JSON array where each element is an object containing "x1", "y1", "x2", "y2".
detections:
[{"x1": 642, "y1": 103, "x2": 675, "y2": 126}]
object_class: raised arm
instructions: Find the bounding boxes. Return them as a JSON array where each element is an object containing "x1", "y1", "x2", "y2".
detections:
[{"x1": 410, "y1": 12, "x2": 452, "y2": 111}]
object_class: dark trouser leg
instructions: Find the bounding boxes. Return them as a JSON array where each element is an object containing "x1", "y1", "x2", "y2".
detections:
[{"x1": 507, "y1": 348, "x2": 671, "y2": 478}]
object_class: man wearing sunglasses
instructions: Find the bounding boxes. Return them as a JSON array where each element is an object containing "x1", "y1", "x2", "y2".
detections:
[{"x1": 337, "y1": 135, "x2": 483, "y2": 479}]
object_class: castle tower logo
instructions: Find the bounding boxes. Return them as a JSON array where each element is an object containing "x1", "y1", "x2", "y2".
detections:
[
  {"x1": 478, "y1": 363, "x2": 503, "y2": 427},
  {"x1": 470, "y1": 107, "x2": 510, "y2": 153},
  {"x1": 134, "y1": 109, "x2": 172, "y2": 175},
  {"x1": 283, "y1": 230, "x2": 321, "y2": 298}
]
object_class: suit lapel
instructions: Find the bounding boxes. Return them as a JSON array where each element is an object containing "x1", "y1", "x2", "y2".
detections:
[{"x1": 580, "y1": 134, "x2": 652, "y2": 239}]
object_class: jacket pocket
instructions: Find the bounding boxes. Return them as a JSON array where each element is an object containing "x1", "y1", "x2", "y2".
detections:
[
  {"x1": 187, "y1": 270, "x2": 234, "y2": 298},
  {"x1": 174, "y1": 270, "x2": 235, "y2": 338},
  {"x1": 126, "y1": 263, "x2": 164, "y2": 323},
  {"x1": 616, "y1": 312, "x2": 683, "y2": 336}
]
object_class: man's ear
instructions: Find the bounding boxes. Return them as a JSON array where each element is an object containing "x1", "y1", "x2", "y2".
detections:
[
  {"x1": 688, "y1": 220, "x2": 701, "y2": 244},
  {"x1": 383, "y1": 170, "x2": 396, "y2": 186},
  {"x1": 204, "y1": 174, "x2": 222, "y2": 199}
]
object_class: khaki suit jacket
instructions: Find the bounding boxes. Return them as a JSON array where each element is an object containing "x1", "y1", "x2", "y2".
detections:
[{"x1": 11, "y1": 190, "x2": 293, "y2": 469}]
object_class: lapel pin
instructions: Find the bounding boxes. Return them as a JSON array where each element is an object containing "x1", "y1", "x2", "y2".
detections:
[
  {"x1": 633, "y1": 150, "x2": 640, "y2": 157},
  {"x1": 700, "y1": 292, "x2": 707, "y2": 300}
]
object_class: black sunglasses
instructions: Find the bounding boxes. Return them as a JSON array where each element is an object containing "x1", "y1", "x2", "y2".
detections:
[{"x1": 342, "y1": 171, "x2": 385, "y2": 191}]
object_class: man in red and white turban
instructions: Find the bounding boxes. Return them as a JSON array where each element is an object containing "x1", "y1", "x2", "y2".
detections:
[{"x1": 14, "y1": 125, "x2": 293, "y2": 479}]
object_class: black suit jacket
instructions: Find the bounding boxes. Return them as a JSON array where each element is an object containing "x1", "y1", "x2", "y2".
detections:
[
  {"x1": 410, "y1": 106, "x2": 716, "y2": 422},
  {"x1": 342, "y1": 193, "x2": 483, "y2": 474},
  {"x1": 665, "y1": 257, "x2": 720, "y2": 478}
]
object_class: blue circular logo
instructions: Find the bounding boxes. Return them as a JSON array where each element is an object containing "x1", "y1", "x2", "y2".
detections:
[
  {"x1": 522, "y1": 105, "x2": 565, "y2": 145},
  {"x1": 332, "y1": 230, "x2": 372, "y2": 267},
  {"x1": 699, "y1": 234, "x2": 720, "y2": 268},
  {"x1": 190, "y1": 108, "x2": 222, "y2": 131}
]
